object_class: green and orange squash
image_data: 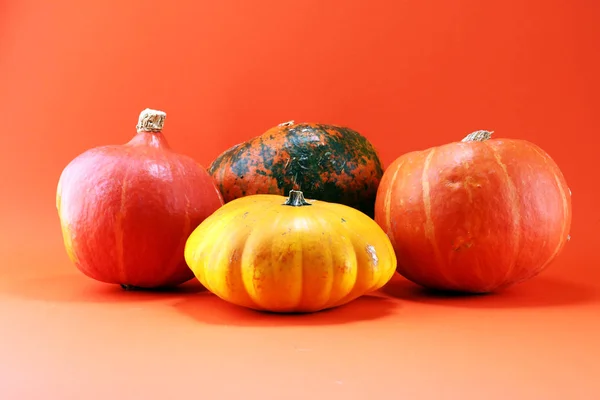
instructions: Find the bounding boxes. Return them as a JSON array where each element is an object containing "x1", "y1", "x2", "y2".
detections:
[{"x1": 208, "y1": 121, "x2": 384, "y2": 217}]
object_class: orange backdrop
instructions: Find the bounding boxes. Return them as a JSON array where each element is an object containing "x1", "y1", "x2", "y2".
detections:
[{"x1": 1, "y1": 0, "x2": 599, "y2": 399}]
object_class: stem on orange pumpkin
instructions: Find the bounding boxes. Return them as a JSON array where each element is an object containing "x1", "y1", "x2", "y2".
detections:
[
  {"x1": 284, "y1": 190, "x2": 311, "y2": 207},
  {"x1": 278, "y1": 120, "x2": 295, "y2": 127},
  {"x1": 461, "y1": 130, "x2": 494, "y2": 142},
  {"x1": 136, "y1": 108, "x2": 166, "y2": 133}
]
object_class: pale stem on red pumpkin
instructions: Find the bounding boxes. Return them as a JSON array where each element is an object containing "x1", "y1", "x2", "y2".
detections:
[
  {"x1": 136, "y1": 108, "x2": 167, "y2": 133},
  {"x1": 284, "y1": 190, "x2": 312, "y2": 207},
  {"x1": 461, "y1": 130, "x2": 494, "y2": 142}
]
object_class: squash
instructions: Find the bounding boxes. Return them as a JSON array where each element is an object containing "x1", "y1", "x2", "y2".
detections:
[
  {"x1": 56, "y1": 108, "x2": 224, "y2": 289},
  {"x1": 184, "y1": 190, "x2": 397, "y2": 313},
  {"x1": 208, "y1": 121, "x2": 384, "y2": 218},
  {"x1": 374, "y1": 130, "x2": 572, "y2": 293}
]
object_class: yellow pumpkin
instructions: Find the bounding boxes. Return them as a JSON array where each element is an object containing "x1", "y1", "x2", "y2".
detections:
[{"x1": 184, "y1": 190, "x2": 397, "y2": 313}]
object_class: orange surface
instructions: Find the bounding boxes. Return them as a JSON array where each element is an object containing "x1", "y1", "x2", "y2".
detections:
[{"x1": 1, "y1": 1, "x2": 599, "y2": 399}]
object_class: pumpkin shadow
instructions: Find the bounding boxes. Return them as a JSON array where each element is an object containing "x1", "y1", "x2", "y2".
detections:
[
  {"x1": 172, "y1": 292, "x2": 401, "y2": 326},
  {"x1": 380, "y1": 274, "x2": 599, "y2": 308},
  {"x1": 2, "y1": 273, "x2": 206, "y2": 303}
]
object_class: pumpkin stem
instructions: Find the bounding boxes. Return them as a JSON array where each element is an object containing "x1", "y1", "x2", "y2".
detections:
[
  {"x1": 461, "y1": 130, "x2": 494, "y2": 142},
  {"x1": 284, "y1": 190, "x2": 312, "y2": 207},
  {"x1": 278, "y1": 120, "x2": 295, "y2": 127},
  {"x1": 136, "y1": 108, "x2": 166, "y2": 133}
]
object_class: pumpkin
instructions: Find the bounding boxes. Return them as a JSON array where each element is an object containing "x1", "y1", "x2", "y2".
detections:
[
  {"x1": 208, "y1": 121, "x2": 384, "y2": 218},
  {"x1": 374, "y1": 130, "x2": 572, "y2": 294},
  {"x1": 56, "y1": 108, "x2": 224, "y2": 289},
  {"x1": 184, "y1": 190, "x2": 397, "y2": 313}
]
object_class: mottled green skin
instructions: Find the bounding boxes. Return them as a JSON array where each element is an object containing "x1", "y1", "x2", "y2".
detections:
[{"x1": 208, "y1": 122, "x2": 384, "y2": 217}]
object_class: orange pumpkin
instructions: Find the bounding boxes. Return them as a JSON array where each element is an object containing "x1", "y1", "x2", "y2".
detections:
[
  {"x1": 185, "y1": 190, "x2": 397, "y2": 313},
  {"x1": 374, "y1": 130, "x2": 572, "y2": 293}
]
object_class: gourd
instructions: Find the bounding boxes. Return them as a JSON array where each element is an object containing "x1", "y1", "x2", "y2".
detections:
[
  {"x1": 184, "y1": 190, "x2": 397, "y2": 313},
  {"x1": 374, "y1": 130, "x2": 572, "y2": 293},
  {"x1": 56, "y1": 108, "x2": 224, "y2": 289},
  {"x1": 208, "y1": 121, "x2": 384, "y2": 218}
]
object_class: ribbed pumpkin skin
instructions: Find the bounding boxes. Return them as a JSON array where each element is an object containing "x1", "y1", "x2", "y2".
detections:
[
  {"x1": 374, "y1": 135, "x2": 572, "y2": 293},
  {"x1": 184, "y1": 191, "x2": 397, "y2": 313},
  {"x1": 208, "y1": 122, "x2": 384, "y2": 218}
]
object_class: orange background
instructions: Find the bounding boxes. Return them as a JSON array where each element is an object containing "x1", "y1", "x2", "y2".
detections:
[{"x1": 1, "y1": 0, "x2": 599, "y2": 399}]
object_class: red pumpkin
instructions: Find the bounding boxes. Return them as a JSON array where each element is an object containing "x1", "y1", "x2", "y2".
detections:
[
  {"x1": 374, "y1": 130, "x2": 572, "y2": 293},
  {"x1": 56, "y1": 108, "x2": 224, "y2": 289}
]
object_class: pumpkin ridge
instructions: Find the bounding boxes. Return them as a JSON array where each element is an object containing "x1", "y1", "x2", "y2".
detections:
[
  {"x1": 551, "y1": 172, "x2": 570, "y2": 256},
  {"x1": 421, "y1": 148, "x2": 450, "y2": 286},
  {"x1": 231, "y1": 207, "x2": 264, "y2": 309},
  {"x1": 530, "y1": 146, "x2": 571, "y2": 227},
  {"x1": 382, "y1": 158, "x2": 405, "y2": 247},
  {"x1": 294, "y1": 221, "x2": 305, "y2": 311},
  {"x1": 310, "y1": 211, "x2": 339, "y2": 309},
  {"x1": 485, "y1": 142, "x2": 521, "y2": 287},
  {"x1": 530, "y1": 145, "x2": 571, "y2": 274},
  {"x1": 241, "y1": 200, "x2": 282, "y2": 309},
  {"x1": 312, "y1": 202, "x2": 357, "y2": 306},
  {"x1": 114, "y1": 162, "x2": 131, "y2": 284},
  {"x1": 319, "y1": 201, "x2": 380, "y2": 297},
  {"x1": 163, "y1": 159, "x2": 192, "y2": 274}
]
